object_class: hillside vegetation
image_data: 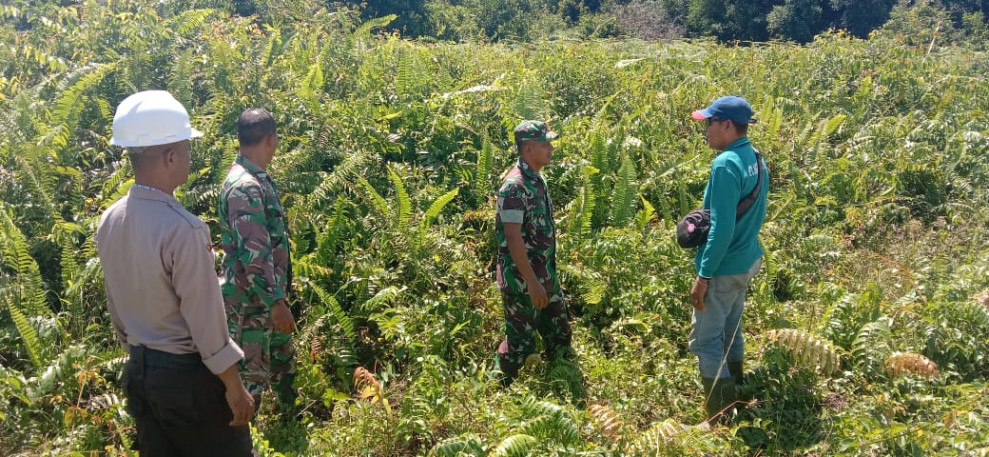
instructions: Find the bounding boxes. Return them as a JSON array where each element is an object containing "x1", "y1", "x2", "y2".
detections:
[{"x1": 1, "y1": 1, "x2": 988, "y2": 456}]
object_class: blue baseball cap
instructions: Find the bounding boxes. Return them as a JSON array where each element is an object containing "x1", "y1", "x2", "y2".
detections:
[{"x1": 691, "y1": 95, "x2": 757, "y2": 125}]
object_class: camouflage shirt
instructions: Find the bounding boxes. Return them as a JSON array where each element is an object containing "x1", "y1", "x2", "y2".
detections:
[
  {"x1": 495, "y1": 158, "x2": 559, "y2": 295},
  {"x1": 218, "y1": 154, "x2": 290, "y2": 311}
]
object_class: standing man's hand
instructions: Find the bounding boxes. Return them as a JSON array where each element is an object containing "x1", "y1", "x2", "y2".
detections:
[
  {"x1": 690, "y1": 276, "x2": 709, "y2": 312},
  {"x1": 528, "y1": 281, "x2": 549, "y2": 309},
  {"x1": 271, "y1": 299, "x2": 295, "y2": 334},
  {"x1": 218, "y1": 365, "x2": 255, "y2": 426}
]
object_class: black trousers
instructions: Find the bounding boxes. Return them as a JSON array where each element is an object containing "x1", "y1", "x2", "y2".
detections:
[{"x1": 123, "y1": 345, "x2": 253, "y2": 457}]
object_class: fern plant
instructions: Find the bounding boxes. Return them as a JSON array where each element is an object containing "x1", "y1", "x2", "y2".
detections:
[
  {"x1": 354, "y1": 366, "x2": 391, "y2": 415},
  {"x1": 588, "y1": 404, "x2": 626, "y2": 442},
  {"x1": 767, "y1": 329, "x2": 842, "y2": 376},
  {"x1": 627, "y1": 419, "x2": 685, "y2": 455},
  {"x1": 430, "y1": 435, "x2": 485, "y2": 457},
  {"x1": 0, "y1": 209, "x2": 51, "y2": 371},
  {"x1": 609, "y1": 153, "x2": 638, "y2": 227},
  {"x1": 885, "y1": 352, "x2": 940, "y2": 379}
]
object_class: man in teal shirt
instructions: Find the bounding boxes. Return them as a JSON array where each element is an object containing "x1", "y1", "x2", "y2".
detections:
[{"x1": 688, "y1": 95, "x2": 768, "y2": 424}]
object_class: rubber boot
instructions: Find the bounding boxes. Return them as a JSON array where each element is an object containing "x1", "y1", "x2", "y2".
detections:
[
  {"x1": 701, "y1": 376, "x2": 736, "y2": 425},
  {"x1": 728, "y1": 360, "x2": 746, "y2": 401},
  {"x1": 728, "y1": 360, "x2": 744, "y2": 387},
  {"x1": 274, "y1": 372, "x2": 301, "y2": 421}
]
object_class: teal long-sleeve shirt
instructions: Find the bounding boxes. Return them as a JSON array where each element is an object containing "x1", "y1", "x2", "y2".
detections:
[{"x1": 695, "y1": 137, "x2": 769, "y2": 278}]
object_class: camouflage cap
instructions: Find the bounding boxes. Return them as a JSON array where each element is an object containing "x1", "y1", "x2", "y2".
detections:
[{"x1": 513, "y1": 120, "x2": 559, "y2": 142}]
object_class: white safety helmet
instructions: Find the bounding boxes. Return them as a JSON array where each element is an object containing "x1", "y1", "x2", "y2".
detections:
[{"x1": 110, "y1": 90, "x2": 203, "y2": 147}]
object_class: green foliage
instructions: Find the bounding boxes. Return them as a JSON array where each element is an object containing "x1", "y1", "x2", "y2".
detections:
[
  {"x1": 3, "y1": 1, "x2": 989, "y2": 455},
  {"x1": 0, "y1": 209, "x2": 50, "y2": 371},
  {"x1": 767, "y1": 0, "x2": 824, "y2": 42}
]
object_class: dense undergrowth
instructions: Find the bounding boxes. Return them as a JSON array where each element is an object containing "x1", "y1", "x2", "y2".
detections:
[{"x1": 1, "y1": 1, "x2": 988, "y2": 456}]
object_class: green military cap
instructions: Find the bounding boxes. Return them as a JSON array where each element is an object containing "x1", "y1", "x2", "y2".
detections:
[{"x1": 513, "y1": 120, "x2": 559, "y2": 142}]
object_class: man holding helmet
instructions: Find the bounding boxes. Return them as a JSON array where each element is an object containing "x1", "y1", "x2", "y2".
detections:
[
  {"x1": 686, "y1": 95, "x2": 768, "y2": 425},
  {"x1": 95, "y1": 90, "x2": 255, "y2": 455}
]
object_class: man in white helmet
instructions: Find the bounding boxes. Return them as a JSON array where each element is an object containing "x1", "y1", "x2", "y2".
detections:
[{"x1": 95, "y1": 90, "x2": 256, "y2": 456}]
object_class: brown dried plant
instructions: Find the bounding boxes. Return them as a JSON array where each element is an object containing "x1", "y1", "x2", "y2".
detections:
[
  {"x1": 588, "y1": 404, "x2": 626, "y2": 442},
  {"x1": 886, "y1": 352, "x2": 940, "y2": 379},
  {"x1": 976, "y1": 289, "x2": 989, "y2": 307},
  {"x1": 767, "y1": 329, "x2": 842, "y2": 376},
  {"x1": 354, "y1": 366, "x2": 392, "y2": 415}
]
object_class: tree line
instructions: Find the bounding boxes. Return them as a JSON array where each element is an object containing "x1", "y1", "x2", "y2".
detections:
[{"x1": 330, "y1": 0, "x2": 986, "y2": 42}]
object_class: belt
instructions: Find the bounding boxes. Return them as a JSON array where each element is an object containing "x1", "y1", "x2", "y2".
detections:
[{"x1": 129, "y1": 345, "x2": 203, "y2": 370}]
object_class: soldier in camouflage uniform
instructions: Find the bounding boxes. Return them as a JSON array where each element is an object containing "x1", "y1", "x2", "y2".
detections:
[
  {"x1": 494, "y1": 120, "x2": 574, "y2": 386},
  {"x1": 218, "y1": 108, "x2": 297, "y2": 413}
]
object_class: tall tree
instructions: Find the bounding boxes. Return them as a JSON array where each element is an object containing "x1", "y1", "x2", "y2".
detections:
[
  {"x1": 688, "y1": 0, "x2": 729, "y2": 37},
  {"x1": 727, "y1": 0, "x2": 779, "y2": 41},
  {"x1": 766, "y1": 0, "x2": 823, "y2": 42},
  {"x1": 830, "y1": 0, "x2": 897, "y2": 37},
  {"x1": 350, "y1": 0, "x2": 431, "y2": 36}
]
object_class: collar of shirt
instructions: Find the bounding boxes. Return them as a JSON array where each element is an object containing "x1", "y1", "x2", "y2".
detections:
[
  {"x1": 129, "y1": 184, "x2": 177, "y2": 203},
  {"x1": 517, "y1": 157, "x2": 542, "y2": 180},
  {"x1": 726, "y1": 137, "x2": 751, "y2": 150},
  {"x1": 235, "y1": 154, "x2": 269, "y2": 180}
]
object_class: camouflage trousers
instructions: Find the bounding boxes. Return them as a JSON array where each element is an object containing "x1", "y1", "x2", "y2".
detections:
[
  {"x1": 496, "y1": 291, "x2": 573, "y2": 383},
  {"x1": 227, "y1": 304, "x2": 297, "y2": 412}
]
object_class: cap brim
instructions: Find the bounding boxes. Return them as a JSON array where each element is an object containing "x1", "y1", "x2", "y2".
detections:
[
  {"x1": 190, "y1": 128, "x2": 203, "y2": 139},
  {"x1": 691, "y1": 110, "x2": 710, "y2": 121},
  {"x1": 545, "y1": 131, "x2": 559, "y2": 140}
]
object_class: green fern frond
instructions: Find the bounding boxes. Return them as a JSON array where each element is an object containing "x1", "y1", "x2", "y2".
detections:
[
  {"x1": 589, "y1": 133, "x2": 608, "y2": 174},
  {"x1": 629, "y1": 419, "x2": 684, "y2": 454},
  {"x1": 430, "y1": 435, "x2": 485, "y2": 457},
  {"x1": 490, "y1": 434, "x2": 537, "y2": 457},
  {"x1": 0, "y1": 209, "x2": 48, "y2": 317},
  {"x1": 305, "y1": 282, "x2": 356, "y2": 340},
  {"x1": 102, "y1": 178, "x2": 134, "y2": 211},
  {"x1": 387, "y1": 165, "x2": 411, "y2": 225},
  {"x1": 85, "y1": 393, "x2": 126, "y2": 413},
  {"x1": 58, "y1": 231, "x2": 81, "y2": 291},
  {"x1": 421, "y1": 187, "x2": 459, "y2": 236},
  {"x1": 520, "y1": 411, "x2": 579, "y2": 446},
  {"x1": 300, "y1": 62, "x2": 324, "y2": 100},
  {"x1": 0, "y1": 289, "x2": 45, "y2": 371},
  {"x1": 13, "y1": 154, "x2": 55, "y2": 217},
  {"x1": 513, "y1": 83, "x2": 542, "y2": 120},
  {"x1": 52, "y1": 62, "x2": 116, "y2": 127},
  {"x1": 955, "y1": 301, "x2": 989, "y2": 331},
  {"x1": 350, "y1": 15, "x2": 397, "y2": 45},
  {"x1": 396, "y1": 47, "x2": 418, "y2": 99},
  {"x1": 850, "y1": 319, "x2": 892, "y2": 374},
  {"x1": 164, "y1": 8, "x2": 216, "y2": 37},
  {"x1": 565, "y1": 165, "x2": 599, "y2": 240},
  {"x1": 610, "y1": 153, "x2": 638, "y2": 227},
  {"x1": 634, "y1": 196, "x2": 656, "y2": 232},
  {"x1": 308, "y1": 148, "x2": 373, "y2": 210},
  {"x1": 356, "y1": 175, "x2": 390, "y2": 218},
  {"x1": 262, "y1": 24, "x2": 283, "y2": 68},
  {"x1": 360, "y1": 286, "x2": 403, "y2": 313},
  {"x1": 100, "y1": 162, "x2": 132, "y2": 203},
  {"x1": 314, "y1": 198, "x2": 351, "y2": 266},
  {"x1": 294, "y1": 254, "x2": 334, "y2": 281},
  {"x1": 476, "y1": 140, "x2": 494, "y2": 190},
  {"x1": 168, "y1": 49, "x2": 197, "y2": 106}
]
